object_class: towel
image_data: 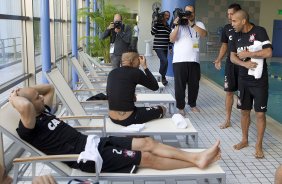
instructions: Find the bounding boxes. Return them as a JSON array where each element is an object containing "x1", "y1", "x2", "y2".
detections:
[
  {"x1": 248, "y1": 40, "x2": 271, "y2": 79},
  {"x1": 122, "y1": 124, "x2": 145, "y2": 132},
  {"x1": 77, "y1": 135, "x2": 103, "y2": 173},
  {"x1": 172, "y1": 114, "x2": 187, "y2": 129}
]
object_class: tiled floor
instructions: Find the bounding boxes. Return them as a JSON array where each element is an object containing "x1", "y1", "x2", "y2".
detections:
[{"x1": 7, "y1": 54, "x2": 282, "y2": 183}]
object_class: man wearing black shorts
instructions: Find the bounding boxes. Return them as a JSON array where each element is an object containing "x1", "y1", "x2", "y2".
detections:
[
  {"x1": 214, "y1": 3, "x2": 241, "y2": 129},
  {"x1": 107, "y1": 51, "x2": 166, "y2": 126},
  {"x1": 9, "y1": 84, "x2": 221, "y2": 174},
  {"x1": 230, "y1": 10, "x2": 272, "y2": 158}
]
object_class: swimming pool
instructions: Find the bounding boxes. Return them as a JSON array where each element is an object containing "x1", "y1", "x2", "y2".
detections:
[{"x1": 201, "y1": 60, "x2": 282, "y2": 124}]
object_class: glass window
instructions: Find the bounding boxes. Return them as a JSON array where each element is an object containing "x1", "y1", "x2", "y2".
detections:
[
  {"x1": 34, "y1": 20, "x2": 42, "y2": 68},
  {"x1": 0, "y1": 20, "x2": 24, "y2": 86},
  {"x1": 0, "y1": 0, "x2": 22, "y2": 15}
]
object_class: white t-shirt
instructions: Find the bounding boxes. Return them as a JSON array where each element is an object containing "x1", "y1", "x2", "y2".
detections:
[{"x1": 172, "y1": 21, "x2": 205, "y2": 63}]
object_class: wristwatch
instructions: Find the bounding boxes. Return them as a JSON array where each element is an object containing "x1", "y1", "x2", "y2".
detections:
[{"x1": 191, "y1": 23, "x2": 196, "y2": 28}]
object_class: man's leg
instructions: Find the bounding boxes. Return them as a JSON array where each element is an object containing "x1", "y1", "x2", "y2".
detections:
[
  {"x1": 155, "y1": 49, "x2": 168, "y2": 85},
  {"x1": 132, "y1": 137, "x2": 221, "y2": 169},
  {"x1": 254, "y1": 111, "x2": 266, "y2": 158},
  {"x1": 110, "y1": 54, "x2": 121, "y2": 69},
  {"x1": 173, "y1": 63, "x2": 188, "y2": 115},
  {"x1": 219, "y1": 91, "x2": 234, "y2": 129},
  {"x1": 187, "y1": 63, "x2": 200, "y2": 112},
  {"x1": 233, "y1": 110, "x2": 250, "y2": 150}
]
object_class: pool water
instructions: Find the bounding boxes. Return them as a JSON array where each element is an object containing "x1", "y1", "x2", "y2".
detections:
[{"x1": 201, "y1": 61, "x2": 282, "y2": 124}]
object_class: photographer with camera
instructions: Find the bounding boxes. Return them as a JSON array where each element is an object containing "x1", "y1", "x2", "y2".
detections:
[
  {"x1": 151, "y1": 9, "x2": 171, "y2": 86},
  {"x1": 101, "y1": 14, "x2": 132, "y2": 69},
  {"x1": 170, "y1": 5, "x2": 207, "y2": 115}
]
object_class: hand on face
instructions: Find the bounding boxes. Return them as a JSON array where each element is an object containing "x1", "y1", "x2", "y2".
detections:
[{"x1": 139, "y1": 55, "x2": 147, "y2": 69}]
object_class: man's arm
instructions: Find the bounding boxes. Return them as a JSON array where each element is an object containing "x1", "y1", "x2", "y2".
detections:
[
  {"x1": 100, "y1": 28, "x2": 112, "y2": 40},
  {"x1": 237, "y1": 47, "x2": 272, "y2": 60},
  {"x1": 214, "y1": 43, "x2": 228, "y2": 70},
  {"x1": 170, "y1": 26, "x2": 179, "y2": 43},
  {"x1": 31, "y1": 84, "x2": 54, "y2": 108},
  {"x1": 230, "y1": 52, "x2": 258, "y2": 69},
  {"x1": 192, "y1": 23, "x2": 207, "y2": 37},
  {"x1": 9, "y1": 89, "x2": 36, "y2": 129}
]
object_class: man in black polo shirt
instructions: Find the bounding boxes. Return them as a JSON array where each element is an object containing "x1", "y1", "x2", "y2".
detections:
[
  {"x1": 214, "y1": 3, "x2": 241, "y2": 129},
  {"x1": 229, "y1": 10, "x2": 272, "y2": 158}
]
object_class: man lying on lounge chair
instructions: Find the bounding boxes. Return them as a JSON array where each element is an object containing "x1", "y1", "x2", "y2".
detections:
[{"x1": 9, "y1": 84, "x2": 221, "y2": 173}]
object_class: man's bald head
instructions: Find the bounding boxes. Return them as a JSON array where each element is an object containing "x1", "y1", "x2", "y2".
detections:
[{"x1": 233, "y1": 10, "x2": 249, "y2": 23}]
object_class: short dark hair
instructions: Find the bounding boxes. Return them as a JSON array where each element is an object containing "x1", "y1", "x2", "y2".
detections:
[{"x1": 228, "y1": 3, "x2": 241, "y2": 11}]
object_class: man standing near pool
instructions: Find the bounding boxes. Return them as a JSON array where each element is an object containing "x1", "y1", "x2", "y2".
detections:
[{"x1": 230, "y1": 10, "x2": 272, "y2": 158}]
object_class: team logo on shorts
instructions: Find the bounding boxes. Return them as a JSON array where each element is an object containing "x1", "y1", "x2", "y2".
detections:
[
  {"x1": 123, "y1": 150, "x2": 136, "y2": 158},
  {"x1": 249, "y1": 34, "x2": 256, "y2": 42}
]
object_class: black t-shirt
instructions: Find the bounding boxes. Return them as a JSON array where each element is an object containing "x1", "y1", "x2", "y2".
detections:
[
  {"x1": 16, "y1": 106, "x2": 87, "y2": 167},
  {"x1": 107, "y1": 67, "x2": 159, "y2": 111},
  {"x1": 221, "y1": 24, "x2": 235, "y2": 61},
  {"x1": 229, "y1": 25, "x2": 272, "y2": 86}
]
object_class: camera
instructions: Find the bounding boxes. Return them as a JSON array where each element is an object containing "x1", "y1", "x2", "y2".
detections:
[
  {"x1": 152, "y1": 7, "x2": 165, "y2": 25},
  {"x1": 172, "y1": 8, "x2": 192, "y2": 25},
  {"x1": 113, "y1": 21, "x2": 122, "y2": 29}
]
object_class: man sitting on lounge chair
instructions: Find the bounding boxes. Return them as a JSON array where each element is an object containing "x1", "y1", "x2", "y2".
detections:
[
  {"x1": 107, "y1": 50, "x2": 166, "y2": 126},
  {"x1": 9, "y1": 84, "x2": 221, "y2": 173}
]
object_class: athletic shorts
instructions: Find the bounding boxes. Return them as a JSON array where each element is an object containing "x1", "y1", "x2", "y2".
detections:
[
  {"x1": 110, "y1": 106, "x2": 164, "y2": 126},
  {"x1": 224, "y1": 60, "x2": 239, "y2": 92},
  {"x1": 237, "y1": 80, "x2": 268, "y2": 112},
  {"x1": 98, "y1": 136, "x2": 141, "y2": 173}
]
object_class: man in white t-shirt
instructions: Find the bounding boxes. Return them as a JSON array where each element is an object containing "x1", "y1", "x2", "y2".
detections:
[
  {"x1": 170, "y1": 5, "x2": 207, "y2": 115},
  {"x1": 131, "y1": 22, "x2": 139, "y2": 51}
]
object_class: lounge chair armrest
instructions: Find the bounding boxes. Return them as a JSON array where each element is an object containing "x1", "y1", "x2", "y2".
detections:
[
  {"x1": 59, "y1": 115, "x2": 105, "y2": 120},
  {"x1": 13, "y1": 154, "x2": 79, "y2": 164},
  {"x1": 73, "y1": 88, "x2": 106, "y2": 92},
  {"x1": 80, "y1": 100, "x2": 108, "y2": 104}
]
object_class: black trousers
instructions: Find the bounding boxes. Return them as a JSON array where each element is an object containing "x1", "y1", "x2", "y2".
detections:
[{"x1": 173, "y1": 62, "x2": 201, "y2": 109}]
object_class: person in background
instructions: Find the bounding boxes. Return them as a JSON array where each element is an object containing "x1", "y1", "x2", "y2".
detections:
[
  {"x1": 131, "y1": 22, "x2": 139, "y2": 51},
  {"x1": 214, "y1": 3, "x2": 241, "y2": 129},
  {"x1": 101, "y1": 14, "x2": 132, "y2": 69},
  {"x1": 151, "y1": 10, "x2": 171, "y2": 86},
  {"x1": 170, "y1": 5, "x2": 207, "y2": 115}
]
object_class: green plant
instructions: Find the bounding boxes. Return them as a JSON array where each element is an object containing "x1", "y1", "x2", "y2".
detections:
[{"x1": 78, "y1": 0, "x2": 135, "y2": 63}]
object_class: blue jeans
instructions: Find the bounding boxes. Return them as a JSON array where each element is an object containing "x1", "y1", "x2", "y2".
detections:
[{"x1": 155, "y1": 49, "x2": 168, "y2": 79}]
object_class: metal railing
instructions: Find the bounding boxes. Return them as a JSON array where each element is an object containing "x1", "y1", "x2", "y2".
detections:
[{"x1": 0, "y1": 37, "x2": 22, "y2": 66}]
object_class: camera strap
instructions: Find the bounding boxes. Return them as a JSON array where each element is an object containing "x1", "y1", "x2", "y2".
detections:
[{"x1": 187, "y1": 26, "x2": 197, "y2": 38}]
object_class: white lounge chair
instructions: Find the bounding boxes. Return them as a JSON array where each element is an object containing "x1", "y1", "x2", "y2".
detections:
[
  {"x1": 0, "y1": 103, "x2": 226, "y2": 184},
  {"x1": 45, "y1": 68, "x2": 176, "y2": 113}
]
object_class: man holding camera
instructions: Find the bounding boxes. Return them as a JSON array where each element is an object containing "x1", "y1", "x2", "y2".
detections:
[
  {"x1": 170, "y1": 5, "x2": 207, "y2": 115},
  {"x1": 101, "y1": 14, "x2": 132, "y2": 69},
  {"x1": 151, "y1": 10, "x2": 171, "y2": 86}
]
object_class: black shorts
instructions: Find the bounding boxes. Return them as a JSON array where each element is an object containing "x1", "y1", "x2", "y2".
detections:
[
  {"x1": 110, "y1": 106, "x2": 164, "y2": 126},
  {"x1": 224, "y1": 60, "x2": 239, "y2": 92},
  {"x1": 237, "y1": 80, "x2": 268, "y2": 112},
  {"x1": 98, "y1": 136, "x2": 141, "y2": 173}
]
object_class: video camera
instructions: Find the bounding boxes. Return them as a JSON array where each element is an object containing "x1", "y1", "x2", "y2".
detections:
[
  {"x1": 173, "y1": 8, "x2": 192, "y2": 25},
  {"x1": 113, "y1": 21, "x2": 122, "y2": 29},
  {"x1": 152, "y1": 7, "x2": 165, "y2": 24}
]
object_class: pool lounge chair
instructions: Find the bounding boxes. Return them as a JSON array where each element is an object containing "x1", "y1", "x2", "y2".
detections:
[{"x1": 0, "y1": 103, "x2": 226, "y2": 184}]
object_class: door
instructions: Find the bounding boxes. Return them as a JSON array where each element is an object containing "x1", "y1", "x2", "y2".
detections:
[{"x1": 272, "y1": 20, "x2": 282, "y2": 57}]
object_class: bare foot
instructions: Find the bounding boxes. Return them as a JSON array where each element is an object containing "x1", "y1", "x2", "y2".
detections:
[
  {"x1": 254, "y1": 145, "x2": 264, "y2": 159},
  {"x1": 233, "y1": 142, "x2": 248, "y2": 150},
  {"x1": 219, "y1": 121, "x2": 231, "y2": 129},
  {"x1": 178, "y1": 109, "x2": 185, "y2": 116},
  {"x1": 191, "y1": 107, "x2": 200, "y2": 113},
  {"x1": 196, "y1": 140, "x2": 221, "y2": 169}
]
